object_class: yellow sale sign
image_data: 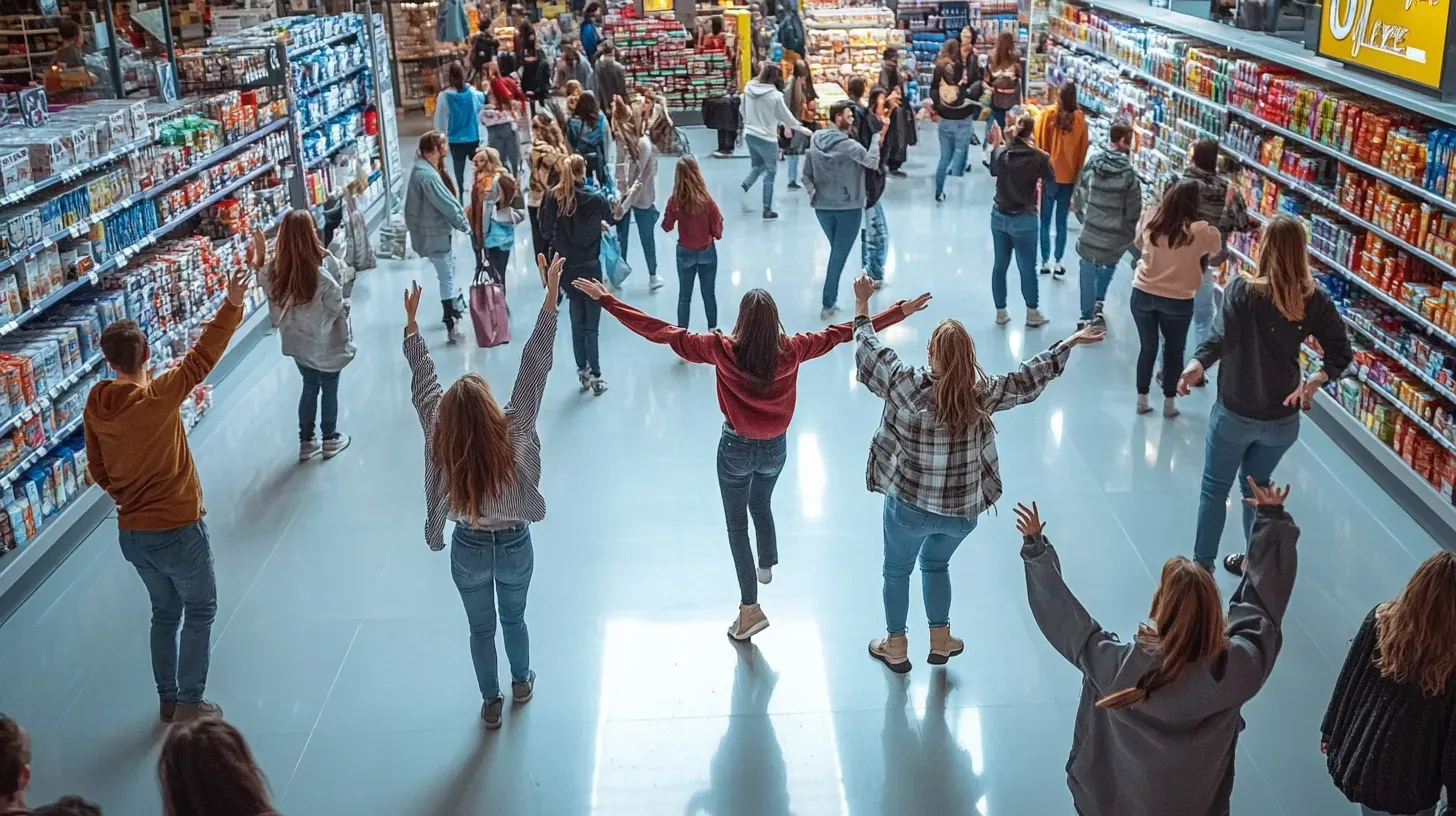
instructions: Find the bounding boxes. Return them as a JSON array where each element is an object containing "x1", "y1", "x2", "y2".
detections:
[{"x1": 1320, "y1": 0, "x2": 1452, "y2": 88}]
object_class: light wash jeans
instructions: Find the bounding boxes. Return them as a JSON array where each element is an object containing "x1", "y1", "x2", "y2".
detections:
[
  {"x1": 935, "y1": 118, "x2": 973, "y2": 197},
  {"x1": 787, "y1": 152, "x2": 800, "y2": 184},
  {"x1": 861, "y1": 201, "x2": 888, "y2": 281},
  {"x1": 118, "y1": 521, "x2": 216, "y2": 706},
  {"x1": 429, "y1": 252, "x2": 456, "y2": 301},
  {"x1": 616, "y1": 204, "x2": 660, "y2": 278},
  {"x1": 1191, "y1": 267, "x2": 1219, "y2": 348},
  {"x1": 990, "y1": 209, "x2": 1039, "y2": 309},
  {"x1": 881, "y1": 496, "x2": 977, "y2": 634},
  {"x1": 452, "y1": 524, "x2": 534, "y2": 701},
  {"x1": 1078, "y1": 259, "x2": 1116, "y2": 320},
  {"x1": 1039, "y1": 181, "x2": 1074, "y2": 265},
  {"x1": 1192, "y1": 402, "x2": 1300, "y2": 566},
  {"x1": 742, "y1": 135, "x2": 778, "y2": 213},
  {"x1": 816, "y1": 208, "x2": 861, "y2": 308}
]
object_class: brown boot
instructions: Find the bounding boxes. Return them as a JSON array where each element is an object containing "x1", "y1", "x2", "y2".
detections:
[
  {"x1": 928, "y1": 626, "x2": 964, "y2": 665},
  {"x1": 159, "y1": 700, "x2": 176, "y2": 723},
  {"x1": 868, "y1": 633, "x2": 911, "y2": 674},
  {"x1": 727, "y1": 604, "x2": 769, "y2": 641},
  {"x1": 172, "y1": 700, "x2": 224, "y2": 723}
]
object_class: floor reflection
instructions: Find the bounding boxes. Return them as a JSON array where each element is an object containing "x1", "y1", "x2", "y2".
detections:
[
  {"x1": 884, "y1": 671, "x2": 985, "y2": 815},
  {"x1": 685, "y1": 644, "x2": 789, "y2": 816}
]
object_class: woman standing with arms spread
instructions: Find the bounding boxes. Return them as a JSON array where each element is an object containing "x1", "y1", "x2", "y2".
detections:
[
  {"x1": 1131, "y1": 179, "x2": 1219, "y2": 418},
  {"x1": 930, "y1": 39, "x2": 978, "y2": 202},
  {"x1": 541, "y1": 154, "x2": 633, "y2": 395},
  {"x1": 1033, "y1": 81, "x2": 1089, "y2": 278},
  {"x1": 1178, "y1": 214, "x2": 1351, "y2": 573},
  {"x1": 987, "y1": 114, "x2": 1053, "y2": 328},
  {"x1": 403, "y1": 254, "x2": 564, "y2": 729},
  {"x1": 257, "y1": 213, "x2": 356, "y2": 462},
  {"x1": 740, "y1": 63, "x2": 811, "y2": 221},
  {"x1": 1017, "y1": 481, "x2": 1298, "y2": 816},
  {"x1": 611, "y1": 99, "x2": 662, "y2": 291},
  {"x1": 853, "y1": 275, "x2": 1103, "y2": 673},
  {"x1": 567, "y1": 90, "x2": 611, "y2": 190},
  {"x1": 404, "y1": 131, "x2": 473, "y2": 343},
  {"x1": 433, "y1": 62, "x2": 488, "y2": 194},
  {"x1": 527, "y1": 113, "x2": 568, "y2": 263},
  {"x1": 661, "y1": 154, "x2": 723, "y2": 330},
  {"x1": 783, "y1": 60, "x2": 817, "y2": 191},
  {"x1": 571, "y1": 277, "x2": 929, "y2": 640},
  {"x1": 1322, "y1": 551, "x2": 1456, "y2": 816},
  {"x1": 983, "y1": 32, "x2": 1021, "y2": 155}
]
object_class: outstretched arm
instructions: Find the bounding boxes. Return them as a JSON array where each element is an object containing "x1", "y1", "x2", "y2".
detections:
[
  {"x1": 151, "y1": 269, "x2": 250, "y2": 406},
  {"x1": 1215, "y1": 480, "x2": 1299, "y2": 707},
  {"x1": 852, "y1": 275, "x2": 916, "y2": 399},
  {"x1": 506, "y1": 256, "x2": 564, "y2": 427},
  {"x1": 576, "y1": 280, "x2": 722, "y2": 364},
  {"x1": 402, "y1": 283, "x2": 448, "y2": 552},
  {"x1": 982, "y1": 325, "x2": 1102, "y2": 413},
  {"x1": 794, "y1": 296, "x2": 929, "y2": 362}
]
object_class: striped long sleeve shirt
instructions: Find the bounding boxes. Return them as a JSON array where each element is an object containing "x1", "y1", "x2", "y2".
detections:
[{"x1": 405, "y1": 305, "x2": 558, "y2": 551}]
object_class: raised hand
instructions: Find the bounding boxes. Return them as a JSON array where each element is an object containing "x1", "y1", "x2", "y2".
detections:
[
  {"x1": 1014, "y1": 502, "x2": 1045, "y2": 537},
  {"x1": 404, "y1": 281, "x2": 422, "y2": 336},
  {"x1": 1177, "y1": 360, "x2": 1205, "y2": 396},
  {"x1": 540, "y1": 253, "x2": 565, "y2": 307},
  {"x1": 1065, "y1": 324, "x2": 1106, "y2": 347},
  {"x1": 250, "y1": 228, "x2": 267, "y2": 268},
  {"x1": 901, "y1": 292, "x2": 932, "y2": 317},
  {"x1": 572, "y1": 277, "x2": 610, "y2": 301},
  {"x1": 1243, "y1": 477, "x2": 1290, "y2": 508},
  {"x1": 225, "y1": 268, "x2": 251, "y2": 306},
  {"x1": 853, "y1": 274, "x2": 876, "y2": 302}
]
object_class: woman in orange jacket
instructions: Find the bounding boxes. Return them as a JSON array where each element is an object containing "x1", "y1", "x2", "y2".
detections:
[{"x1": 1033, "y1": 81, "x2": 1089, "y2": 278}]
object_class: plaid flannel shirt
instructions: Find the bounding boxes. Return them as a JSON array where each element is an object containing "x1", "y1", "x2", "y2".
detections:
[{"x1": 854, "y1": 316, "x2": 1072, "y2": 518}]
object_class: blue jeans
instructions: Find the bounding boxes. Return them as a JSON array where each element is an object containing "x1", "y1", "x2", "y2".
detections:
[
  {"x1": 297, "y1": 364, "x2": 340, "y2": 442},
  {"x1": 615, "y1": 204, "x2": 659, "y2": 277},
  {"x1": 935, "y1": 118, "x2": 973, "y2": 196},
  {"x1": 676, "y1": 244, "x2": 718, "y2": 329},
  {"x1": 452, "y1": 524, "x2": 534, "y2": 701},
  {"x1": 1192, "y1": 267, "x2": 1219, "y2": 348},
  {"x1": 787, "y1": 152, "x2": 800, "y2": 184},
  {"x1": 990, "y1": 209, "x2": 1039, "y2": 309},
  {"x1": 119, "y1": 521, "x2": 216, "y2": 706},
  {"x1": 1039, "y1": 181, "x2": 1074, "y2": 264},
  {"x1": 1078, "y1": 259, "x2": 1116, "y2": 320},
  {"x1": 1192, "y1": 402, "x2": 1301, "y2": 566},
  {"x1": 861, "y1": 201, "x2": 888, "y2": 280},
  {"x1": 742, "y1": 135, "x2": 777, "y2": 212},
  {"x1": 717, "y1": 426, "x2": 787, "y2": 605},
  {"x1": 429, "y1": 252, "x2": 456, "y2": 301},
  {"x1": 816, "y1": 208, "x2": 861, "y2": 308},
  {"x1": 881, "y1": 496, "x2": 977, "y2": 634}
]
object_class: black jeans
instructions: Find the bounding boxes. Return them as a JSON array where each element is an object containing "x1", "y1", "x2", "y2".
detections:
[
  {"x1": 449, "y1": 141, "x2": 478, "y2": 196},
  {"x1": 485, "y1": 246, "x2": 510, "y2": 290},
  {"x1": 528, "y1": 205, "x2": 549, "y2": 261},
  {"x1": 566, "y1": 281, "x2": 602, "y2": 376},
  {"x1": 297, "y1": 363, "x2": 341, "y2": 441},
  {"x1": 716, "y1": 426, "x2": 787, "y2": 605},
  {"x1": 716, "y1": 128, "x2": 736, "y2": 153},
  {"x1": 1130, "y1": 288, "x2": 1194, "y2": 397}
]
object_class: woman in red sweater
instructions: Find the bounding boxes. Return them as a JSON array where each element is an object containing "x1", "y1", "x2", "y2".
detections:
[
  {"x1": 573, "y1": 278, "x2": 931, "y2": 639},
  {"x1": 661, "y1": 155, "x2": 723, "y2": 330}
]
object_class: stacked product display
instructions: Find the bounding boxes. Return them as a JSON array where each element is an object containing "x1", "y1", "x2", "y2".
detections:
[
  {"x1": 1049, "y1": 0, "x2": 1456, "y2": 532},
  {"x1": 388, "y1": 0, "x2": 473, "y2": 111},
  {"x1": 607, "y1": 12, "x2": 735, "y2": 111},
  {"x1": 805, "y1": 0, "x2": 902, "y2": 86}
]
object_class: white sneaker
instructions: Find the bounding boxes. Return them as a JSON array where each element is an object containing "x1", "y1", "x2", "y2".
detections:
[
  {"x1": 995, "y1": 308, "x2": 1010, "y2": 325},
  {"x1": 590, "y1": 376, "x2": 609, "y2": 396},
  {"x1": 1163, "y1": 397, "x2": 1180, "y2": 418},
  {"x1": 1039, "y1": 263, "x2": 1052, "y2": 275},
  {"x1": 577, "y1": 369, "x2": 591, "y2": 392},
  {"x1": 1052, "y1": 261, "x2": 1066, "y2": 278},
  {"x1": 871, "y1": 277, "x2": 884, "y2": 290},
  {"x1": 322, "y1": 433, "x2": 351, "y2": 460},
  {"x1": 649, "y1": 275, "x2": 664, "y2": 292},
  {"x1": 1137, "y1": 394, "x2": 1152, "y2": 414},
  {"x1": 757, "y1": 567, "x2": 773, "y2": 585},
  {"x1": 447, "y1": 324, "x2": 465, "y2": 344},
  {"x1": 1025, "y1": 308, "x2": 1049, "y2": 328},
  {"x1": 820, "y1": 305, "x2": 840, "y2": 321},
  {"x1": 740, "y1": 184, "x2": 756, "y2": 212},
  {"x1": 299, "y1": 438, "x2": 321, "y2": 462}
]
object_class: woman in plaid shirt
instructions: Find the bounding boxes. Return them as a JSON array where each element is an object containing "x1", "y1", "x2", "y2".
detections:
[{"x1": 850, "y1": 275, "x2": 1104, "y2": 673}]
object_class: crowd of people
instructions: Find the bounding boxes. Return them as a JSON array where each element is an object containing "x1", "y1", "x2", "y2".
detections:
[{"x1": 1, "y1": 2, "x2": 1453, "y2": 815}]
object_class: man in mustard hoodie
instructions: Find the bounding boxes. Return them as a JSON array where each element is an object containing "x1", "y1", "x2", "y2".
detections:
[{"x1": 84, "y1": 266, "x2": 251, "y2": 724}]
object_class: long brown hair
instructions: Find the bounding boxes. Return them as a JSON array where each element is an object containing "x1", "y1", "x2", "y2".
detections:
[
  {"x1": 989, "y1": 30, "x2": 1017, "y2": 71},
  {"x1": 419, "y1": 131, "x2": 456, "y2": 197},
  {"x1": 1375, "y1": 550, "x2": 1456, "y2": 696},
  {"x1": 730, "y1": 289, "x2": 784, "y2": 389},
  {"x1": 670, "y1": 154, "x2": 712, "y2": 215},
  {"x1": 532, "y1": 113, "x2": 567, "y2": 151},
  {"x1": 432, "y1": 374, "x2": 517, "y2": 523},
  {"x1": 1252, "y1": 214, "x2": 1316, "y2": 323},
  {"x1": 447, "y1": 60, "x2": 466, "y2": 92},
  {"x1": 159, "y1": 719, "x2": 278, "y2": 816},
  {"x1": 551, "y1": 154, "x2": 587, "y2": 216},
  {"x1": 1098, "y1": 557, "x2": 1229, "y2": 709},
  {"x1": 612, "y1": 97, "x2": 643, "y2": 162},
  {"x1": 1055, "y1": 81, "x2": 1078, "y2": 131},
  {"x1": 935, "y1": 39, "x2": 961, "y2": 76},
  {"x1": 494, "y1": 173, "x2": 519, "y2": 207},
  {"x1": 267, "y1": 210, "x2": 326, "y2": 309},
  {"x1": 1145, "y1": 179, "x2": 1202, "y2": 249},
  {"x1": 927, "y1": 320, "x2": 988, "y2": 437}
]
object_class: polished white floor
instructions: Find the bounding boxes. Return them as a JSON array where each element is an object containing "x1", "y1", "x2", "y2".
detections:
[{"x1": 0, "y1": 126, "x2": 1445, "y2": 815}]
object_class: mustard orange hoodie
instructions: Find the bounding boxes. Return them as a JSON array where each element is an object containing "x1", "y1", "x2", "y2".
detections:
[{"x1": 1034, "y1": 106, "x2": 1090, "y2": 185}]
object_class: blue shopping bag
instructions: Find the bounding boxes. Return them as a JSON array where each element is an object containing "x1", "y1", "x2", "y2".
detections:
[{"x1": 600, "y1": 231, "x2": 632, "y2": 289}]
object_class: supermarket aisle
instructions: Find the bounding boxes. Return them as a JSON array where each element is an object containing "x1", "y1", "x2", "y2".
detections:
[{"x1": 0, "y1": 127, "x2": 1442, "y2": 815}]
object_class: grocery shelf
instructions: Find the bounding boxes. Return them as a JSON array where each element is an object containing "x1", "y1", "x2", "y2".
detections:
[
  {"x1": 0, "y1": 135, "x2": 156, "y2": 207},
  {"x1": 1359, "y1": 371, "x2": 1456, "y2": 455},
  {"x1": 1343, "y1": 315, "x2": 1456, "y2": 406},
  {"x1": 1052, "y1": 34, "x2": 1224, "y2": 114},
  {"x1": 1227, "y1": 244, "x2": 1257, "y2": 270},
  {"x1": 0, "y1": 414, "x2": 83, "y2": 491},
  {"x1": 288, "y1": 27, "x2": 361, "y2": 59},
  {"x1": 0, "y1": 354, "x2": 104, "y2": 441},
  {"x1": 1308, "y1": 245, "x2": 1456, "y2": 348},
  {"x1": 299, "y1": 101, "x2": 370, "y2": 137},
  {"x1": 144, "y1": 118, "x2": 288, "y2": 200},
  {"x1": 305, "y1": 133, "x2": 361, "y2": 170},
  {"x1": 296, "y1": 63, "x2": 367, "y2": 97}
]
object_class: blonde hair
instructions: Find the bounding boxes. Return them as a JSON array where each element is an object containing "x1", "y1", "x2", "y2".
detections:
[
  {"x1": 531, "y1": 113, "x2": 566, "y2": 151},
  {"x1": 927, "y1": 320, "x2": 988, "y2": 437},
  {"x1": 419, "y1": 131, "x2": 456, "y2": 197},
  {"x1": 551, "y1": 154, "x2": 587, "y2": 216},
  {"x1": 1252, "y1": 214, "x2": 1316, "y2": 322},
  {"x1": 564, "y1": 79, "x2": 583, "y2": 115},
  {"x1": 433, "y1": 374, "x2": 517, "y2": 524},
  {"x1": 612, "y1": 97, "x2": 644, "y2": 162},
  {"x1": 473, "y1": 145, "x2": 503, "y2": 175},
  {"x1": 1376, "y1": 551, "x2": 1456, "y2": 696}
]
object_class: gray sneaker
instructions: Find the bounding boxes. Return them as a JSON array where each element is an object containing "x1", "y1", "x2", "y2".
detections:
[
  {"x1": 481, "y1": 696, "x2": 504, "y2": 729},
  {"x1": 299, "y1": 438, "x2": 322, "y2": 462},
  {"x1": 172, "y1": 700, "x2": 224, "y2": 723},
  {"x1": 512, "y1": 670, "x2": 536, "y2": 704},
  {"x1": 322, "y1": 433, "x2": 351, "y2": 460}
]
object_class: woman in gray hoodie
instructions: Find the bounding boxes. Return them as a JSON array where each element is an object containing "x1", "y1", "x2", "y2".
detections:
[{"x1": 1018, "y1": 478, "x2": 1298, "y2": 816}]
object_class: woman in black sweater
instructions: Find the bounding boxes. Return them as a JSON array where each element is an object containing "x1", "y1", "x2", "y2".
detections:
[{"x1": 1321, "y1": 550, "x2": 1456, "y2": 816}]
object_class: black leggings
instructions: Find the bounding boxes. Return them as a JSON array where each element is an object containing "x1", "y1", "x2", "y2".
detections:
[
  {"x1": 528, "y1": 205, "x2": 550, "y2": 262},
  {"x1": 716, "y1": 128, "x2": 736, "y2": 153},
  {"x1": 1131, "y1": 288, "x2": 1194, "y2": 397},
  {"x1": 449, "y1": 141, "x2": 478, "y2": 196},
  {"x1": 485, "y1": 246, "x2": 510, "y2": 290}
]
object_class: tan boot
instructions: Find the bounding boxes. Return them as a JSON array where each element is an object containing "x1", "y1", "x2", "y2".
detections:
[
  {"x1": 727, "y1": 604, "x2": 770, "y2": 641},
  {"x1": 868, "y1": 633, "x2": 911, "y2": 674},
  {"x1": 928, "y1": 626, "x2": 964, "y2": 665}
]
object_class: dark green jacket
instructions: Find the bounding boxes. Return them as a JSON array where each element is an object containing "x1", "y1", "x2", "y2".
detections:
[{"x1": 1072, "y1": 146, "x2": 1142, "y2": 265}]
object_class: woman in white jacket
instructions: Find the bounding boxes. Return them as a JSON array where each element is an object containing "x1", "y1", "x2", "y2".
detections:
[
  {"x1": 257, "y1": 211, "x2": 357, "y2": 462},
  {"x1": 739, "y1": 63, "x2": 811, "y2": 221}
]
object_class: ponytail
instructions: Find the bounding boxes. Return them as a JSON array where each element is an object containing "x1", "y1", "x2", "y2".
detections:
[{"x1": 552, "y1": 154, "x2": 586, "y2": 216}]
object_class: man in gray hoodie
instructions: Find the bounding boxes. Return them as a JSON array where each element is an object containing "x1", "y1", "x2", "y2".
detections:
[
  {"x1": 1071, "y1": 122, "x2": 1143, "y2": 330},
  {"x1": 803, "y1": 100, "x2": 882, "y2": 319}
]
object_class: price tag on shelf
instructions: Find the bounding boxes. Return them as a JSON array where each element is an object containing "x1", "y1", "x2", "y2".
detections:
[
  {"x1": 1, "y1": 321, "x2": 15, "y2": 335},
  {"x1": 86, "y1": 271, "x2": 98, "y2": 284},
  {"x1": 19, "y1": 408, "x2": 31, "y2": 422},
  {"x1": 36, "y1": 446, "x2": 46, "y2": 458}
]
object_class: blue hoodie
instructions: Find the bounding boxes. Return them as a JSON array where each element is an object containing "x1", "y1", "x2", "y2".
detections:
[
  {"x1": 433, "y1": 87, "x2": 485, "y2": 144},
  {"x1": 568, "y1": 112, "x2": 608, "y2": 158}
]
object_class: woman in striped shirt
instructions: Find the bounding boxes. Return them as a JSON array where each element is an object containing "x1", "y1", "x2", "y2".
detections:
[
  {"x1": 851, "y1": 274, "x2": 1104, "y2": 673},
  {"x1": 403, "y1": 253, "x2": 564, "y2": 730}
]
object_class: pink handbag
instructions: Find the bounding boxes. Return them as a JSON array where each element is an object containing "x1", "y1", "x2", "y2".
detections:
[{"x1": 469, "y1": 263, "x2": 510, "y2": 348}]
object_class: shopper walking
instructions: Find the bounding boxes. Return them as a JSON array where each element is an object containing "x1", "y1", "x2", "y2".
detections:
[
  {"x1": 983, "y1": 31, "x2": 1021, "y2": 154},
  {"x1": 1178, "y1": 213, "x2": 1351, "y2": 572},
  {"x1": 875, "y1": 48, "x2": 911, "y2": 177},
  {"x1": 572, "y1": 276, "x2": 926, "y2": 639},
  {"x1": 803, "y1": 99, "x2": 883, "y2": 319},
  {"x1": 740, "y1": 63, "x2": 811, "y2": 220},
  {"x1": 1017, "y1": 480, "x2": 1298, "y2": 816},
  {"x1": 1131, "y1": 179, "x2": 1219, "y2": 417},
  {"x1": 1071, "y1": 121, "x2": 1142, "y2": 330},
  {"x1": 783, "y1": 60, "x2": 817, "y2": 190},
  {"x1": 481, "y1": 175, "x2": 527, "y2": 287},
  {"x1": 567, "y1": 90, "x2": 611, "y2": 190},
  {"x1": 259, "y1": 212, "x2": 356, "y2": 462},
  {"x1": 518, "y1": 27, "x2": 551, "y2": 114},
  {"x1": 987, "y1": 114, "x2": 1052, "y2": 327},
  {"x1": 860, "y1": 88, "x2": 892, "y2": 286},
  {"x1": 433, "y1": 62, "x2": 488, "y2": 194},
  {"x1": 593, "y1": 42, "x2": 628, "y2": 113},
  {"x1": 403, "y1": 254, "x2": 563, "y2": 728},
  {"x1": 482, "y1": 63, "x2": 527, "y2": 177},
  {"x1": 931, "y1": 39, "x2": 978, "y2": 202},
  {"x1": 541, "y1": 154, "x2": 633, "y2": 395},
  {"x1": 662, "y1": 155, "x2": 723, "y2": 330},
  {"x1": 1183, "y1": 139, "x2": 1255, "y2": 369},
  {"x1": 579, "y1": 1, "x2": 604, "y2": 63},
  {"x1": 404, "y1": 131, "x2": 473, "y2": 343},
  {"x1": 854, "y1": 275, "x2": 1104, "y2": 673},
  {"x1": 527, "y1": 113, "x2": 568, "y2": 263},
  {"x1": 611, "y1": 98, "x2": 662, "y2": 290},
  {"x1": 159, "y1": 719, "x2": 282, "y2": 816},
  {"x1": 84, "y1": 266, "x2": 251, "y2": 724},
  {"x1": 1034, "y1": 81, "x2": 1088, "y2": 277}
]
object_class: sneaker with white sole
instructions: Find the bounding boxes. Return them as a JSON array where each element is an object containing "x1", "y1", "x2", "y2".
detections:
[
  {"x1": 740, "y1": 184, "x2": 756, "y2": 212},
  {"x1": 649, "y1": 275, "x2": 664, "y2": 292},
  {"x1": 322, "y1": 433, "x2": 351, "y2": 460},
  {"x1": 871, "y1": 278, "x2": 884, "y2": 290},
  {"x1": 1136, "y1": 394, "x2": 1152, "y2": 414},
  {"x1": 299, "y1": 438, "x2": 321, "y2": 462},
  {"x1": 512, "y1": 670, "x2": 536, "y2": 704},
  {"x1": 820, "y1": 305, "x2": 840, "y2": 320},
  {"x1": 590, "y1": 377, "x2": 609, "y2": 396},
  {"x1": 756, "y1": 566, "x2": 772, "y2": 584},
  {"x1": 447, "y1": 324, "x2": 465, "y2": 344},
  {"x1": 1163, "y1": 397, "x2": 1180, "y2": 418},
  {"x1": 481, "y1": 696, "x2": 504, "y2": 729},
  {"x1": 578, "y1": 369, "x2": 591, "y2": 392},
  {"x1": 995, "y1": 308, "x2": 1010, "y2": 325},
  {"x1": 1092, "y1": 302, "x2": 1107, "y2": 331},
  {"x1": 1025, "y1": 308, "x2": 1049, "y2": 328},
  {"x1": 727, "y1": 603, "x2": 770, "y2": 640},
  {"x1": 1039, "y1": 263, "x2": 1052, "y2": 275},
  {"x1": 1052, "y1": 261, "x2": 1066, "y2": 278},
  {"x1": 869, "y1": 634, "x2": 911, "y2": 674}
]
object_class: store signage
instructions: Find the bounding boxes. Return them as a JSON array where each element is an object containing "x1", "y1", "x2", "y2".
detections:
[
  {"x1": 1320, "y1": 0, "x2": 1453, "y2": 88},
  {"x1": 18, "y1": 87, "x2": 47, "y2": 128}
]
